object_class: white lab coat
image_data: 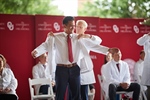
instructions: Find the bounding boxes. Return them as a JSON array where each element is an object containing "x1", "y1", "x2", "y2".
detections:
[
  {"x1": 80, "y1": 35, "x2": 102, "y2": 85},
  {"x1": 79, "y1": 36, "x2": 109, "y2": 85},
  {"x1": 103, "y1": 60, "x2": 131, "y2": 98},
  {"x1": 133, "y1": 59, "x2": 144, "y2": 82},
  {"x1": 0, "y1": 68, "x2": 18, "y2": 96},
  {"x1": 137, "y1": 34, "x2": 150, "y2": 86}
]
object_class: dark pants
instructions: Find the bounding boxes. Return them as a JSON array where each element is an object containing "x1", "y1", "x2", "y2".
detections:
[
  {"x1": 39, "y1": 85, "x2": 56, "y2": 100},
  {"x1": 55, "y1": 65, "x2": 80, "y2": 100},
  {"x1": 81, "y1": 85, "x2": 88, "y2": 100},
  {"x1": 68, "y1": 85, "x2": 88, "y2": 100},
  {"x1": 109, "y1": 83, "x2": 140, "y2": 100},
  {"x1": 39, "y1": 85, "x2": 50, "y2": 100},
  {"x1": 39, "y1": 85, "x2": 49, "y2": 94},
  {"x1": 0, "y1": 94, "x2": 18, "y2": 100}
]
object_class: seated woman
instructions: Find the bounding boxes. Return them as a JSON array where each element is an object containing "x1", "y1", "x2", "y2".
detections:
[{"x1": 0, "y1": 54, "x2": 18, "y2": 100}]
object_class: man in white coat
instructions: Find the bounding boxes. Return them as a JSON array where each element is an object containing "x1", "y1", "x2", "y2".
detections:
[
  {"x1": 137, "y1": 32, "x2": 150, "y2": 100},
  {"x1": 32, "y1": 53, "x2": 55, "y2": 96},
  {"x1": 104, "y1": 48, "x2": 140, "y2": 100},
  {"x1": 134, "y1": 50, "x2": 145, "y2": 82},
  {"x1": 31, "y1": 16, "x2": 110, "y2": 100},
  {"x1": 76, "y1": 20, "x2": 109, "y2": 100}
]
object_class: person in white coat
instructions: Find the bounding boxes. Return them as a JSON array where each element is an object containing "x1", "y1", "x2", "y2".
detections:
[
  {"x1": 104, "y1": 48, "x2": 140, "y2": 100},
  {"x1": 134, "y1": 50, "x2": 145, "y2": 82},
  {"x1": 31, "y1": 16, "x2": 110, "y2": 100},
  {"x1": 32, "y1": 53, "x2": 55, "y2": 96},
  {"x1": 137, "y1": 32, "x2": 150, "y2": 100},
  {"x1": 76, "y1": 20, "x2": 107, "y2": 100},
  {"x1": 101, "y1": 52, "x2": 112, "y2": 97},
  {"x1": 0, "y1": 54, "x2": 18, "y2": 100}
]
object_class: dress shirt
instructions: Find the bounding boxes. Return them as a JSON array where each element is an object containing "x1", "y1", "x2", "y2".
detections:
[
  {"x1": 35, "y1": 32, "x2": 83, "y2": 65},
  {"x1": 0, "y1": 68, "x2": 18, "y2": 95}
]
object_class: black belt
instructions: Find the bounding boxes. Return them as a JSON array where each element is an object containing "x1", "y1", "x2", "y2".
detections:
[{"x1": 57, "y1": 63, "x2": 77, "y2": 68}]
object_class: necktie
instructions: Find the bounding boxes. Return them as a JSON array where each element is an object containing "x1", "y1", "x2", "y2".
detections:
[
  {"x1": 116, "y1": 63, "x2": 120, "y2": 72},
  {"x1": 67, "y1": 34, "x2": 73, "y2": 62},
  {"x1": 43, "y1": 64, "x2": 46, "y2": 69}
]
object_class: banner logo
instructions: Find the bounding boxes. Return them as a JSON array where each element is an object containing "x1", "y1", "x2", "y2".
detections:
[
  {"x1": 7, "y1": 21, "x2": 14, "y2": 31},
  {"x1": 53, "y1": 22, "x2": 60, "y2": 31},
  {"x1": 113, "y1": 24, "x2": 119, "y2": 33},
  {"x1": 133, "y1": 25, "x2": 139, "y2": 33}
]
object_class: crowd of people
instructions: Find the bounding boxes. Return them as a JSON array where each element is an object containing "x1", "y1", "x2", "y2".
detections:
[{"x1": 1, "y1": 16, "x2": 150, "y2": 100}]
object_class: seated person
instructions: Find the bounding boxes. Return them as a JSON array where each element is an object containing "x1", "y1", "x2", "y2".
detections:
[
  {"x1": 103, "y1": 48, "x2": 140, "y2": 100},
  {"x1": 134, "y1": 50, "x2": 145, "y2": 82},
  {"x1": 32, "y1": 53, "x2": 55, "y2": 96},
  {"x1": 0, "y1": 54, "x2": 18, "y2": 100},
  {"x1": 88, "y1": 84, "x2": 95, "y2": 100}
]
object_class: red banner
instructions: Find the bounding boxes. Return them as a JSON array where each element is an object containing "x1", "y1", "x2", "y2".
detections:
[
  {"x1": 99, "y1": 18, "x2": 150, "y2": 34},
  {"x1": 0, "y1": 14, "x2": 35, "y2": 100},
  {"x1": 35, "y1": 15, "x2": 64, "y2": 46},
  {"x1": 1, "y1": 14, "x2": 150, "y2": 100}
]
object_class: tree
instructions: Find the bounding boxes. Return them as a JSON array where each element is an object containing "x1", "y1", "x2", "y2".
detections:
[
  {"x1": 78, "y1": 0, "x2": 150, "y2": 18},
  {"x1": 0, "y1": 0, "x2": 63, "y2": 15}
]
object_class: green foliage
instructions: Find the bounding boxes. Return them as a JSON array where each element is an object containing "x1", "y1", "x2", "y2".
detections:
[
  {"x1": 78, "y1": 0, "x2": 150, "y2": 18},
  {"x1": 0, "y1": 0, "x2": 63, "y2": 15}
]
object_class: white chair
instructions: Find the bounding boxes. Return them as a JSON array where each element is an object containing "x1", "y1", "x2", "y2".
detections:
[
  {"x1": 28, "y1": 78, "x2": 55, "y2": 100},
  {"x1": 97, "y1": 74, "x2": 131, "y2": 100}
]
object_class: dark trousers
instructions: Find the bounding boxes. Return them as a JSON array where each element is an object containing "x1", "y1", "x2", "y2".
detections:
[
  {"x1": 39, "y1": 85, "x2": 49, "y2": 94},
  {"x1": 55, "y1": 65, "x2": 80, "y2": 100},
  {"x1": 109, "y1": 83, "x2": 140, "y2": 100},
  {"x1": 39, "y1": 85, "x2": 49, "y2": 100},
  {"x1": 81, "y1": 85, "x2": 88, "y2": 100},
  {"x1": 68, "y1": 84, "x2": 88, "y2": 100},
  {"x1": 0, "y1": 94, "x2": 18, "y2": 100}
]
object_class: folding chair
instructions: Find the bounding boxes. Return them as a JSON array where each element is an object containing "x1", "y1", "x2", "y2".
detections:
[
  {"x1": 28, "y1": 78, "x2": 55, "y2": 100},
  {"x1": 97, "y1": 74, "x2": 131, "y2": 100}
]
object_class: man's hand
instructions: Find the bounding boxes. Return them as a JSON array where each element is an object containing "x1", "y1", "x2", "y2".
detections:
[
  {"x1": 120, "y1": 83, "x2": 129, "y2": 89},
  {"x1": 0, "y1": 88, "x2": 11, "y2": 94},
  {"x1": 47, "y1": 31, "x2": 54, "y2": 37},
  {"x1": 51, "y1": 81, "x2": 55, "y2": 87},
  {"x1": 148, "y1": 32, "x2": 150, "y2": 36},
  {"x1": 31, "y1": 50, "x2": 38, "y2": 59},
  {"x1": 108, "y1": 48, "x2": 114, "y2": 54},
  {"x1": 3, "y1": 88, "x2": 11, "y2": 93}
]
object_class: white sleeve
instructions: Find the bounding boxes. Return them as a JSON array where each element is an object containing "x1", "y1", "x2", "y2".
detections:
[
  {"x1": 137, "y1": 34, "x2": 150, "y2": 46},
  {"x1": 7, "y1": 69, "x2": 18, "y2": 91},
  {"x1": 34, "y1": 36, "x2": 54, "y2": 57},
  {"x1": 79, "y1": 38, "x2": 109, "y2": 55}
]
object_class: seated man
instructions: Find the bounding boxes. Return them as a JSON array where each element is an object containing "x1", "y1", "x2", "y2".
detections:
[
  {"x1": 32, "y1": 53, "x2": 55, "y2": 97},
  {"x1": 104, "y1": 48, "x2": 140, "y2": 100}
]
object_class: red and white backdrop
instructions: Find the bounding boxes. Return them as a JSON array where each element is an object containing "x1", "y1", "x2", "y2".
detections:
[
  {"x1": 1, "y1": 14, "x2": 150, "y2": 100},
  {"x1": 0, "y1": 14, "x2": 35, "y2": 100}
]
